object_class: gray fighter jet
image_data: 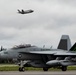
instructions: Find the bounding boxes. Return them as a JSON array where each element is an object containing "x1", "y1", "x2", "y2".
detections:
[
  {"x1": 18, "y1": 9, "x2": 34, "y2": 14},
  {"x1": 0, "y1": 35, "x2": 73, "y2": 71},
  {"x1": 29, "y1": 43, "x2": 76, "y2": 71}
]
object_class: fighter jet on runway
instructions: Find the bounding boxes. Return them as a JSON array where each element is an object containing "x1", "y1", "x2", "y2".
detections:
[
  {"x1": 18, "y1": 9, "x2": 34, "y2": 14},
  {"x1": 0, "y1": 35, "x2": 74, "y2": 72}
]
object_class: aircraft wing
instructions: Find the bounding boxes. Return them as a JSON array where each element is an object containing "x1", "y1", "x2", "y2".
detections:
[
  {"x1": 19, "y1": 51, "x2": 76, "y2": 57},
  {"x1": 54, "y1": 52, "x2": 76, "y2": 57},
  {"x1": 19, "y1": 51, "x2": 55, "y2": 55}
]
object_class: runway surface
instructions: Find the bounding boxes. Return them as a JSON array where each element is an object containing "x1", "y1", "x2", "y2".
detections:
[{"x1": 0, "y1": 71, "x2": 76, "y2": 75}]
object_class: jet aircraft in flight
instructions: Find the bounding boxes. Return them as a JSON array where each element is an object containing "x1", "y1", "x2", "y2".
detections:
[{"x1": 17, "y1": 9, "x2": 34, "y2": 14}]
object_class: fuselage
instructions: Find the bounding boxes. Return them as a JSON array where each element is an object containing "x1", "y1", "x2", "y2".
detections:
[{"x1": 0, "y1": 46, "x2": 68, "y2": 61}]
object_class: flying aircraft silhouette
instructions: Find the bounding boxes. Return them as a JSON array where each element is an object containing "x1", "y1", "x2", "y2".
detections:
[{"x1": 18, "y1": 9, "x2": 34, "y2": 14}]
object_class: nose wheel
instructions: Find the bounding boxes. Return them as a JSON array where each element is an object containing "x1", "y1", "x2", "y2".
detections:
[{"x1": 18, "y1": 60, "x2": 25, "y2": 72}]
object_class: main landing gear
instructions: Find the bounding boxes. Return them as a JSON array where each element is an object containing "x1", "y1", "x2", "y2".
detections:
[
  {"x1": 19, "y1": 67, "x2": 25, "y2": 72},
  {"x1": 43, "y1": 68, "x2": 48, "y2": 71},
  {"x1": 61, "y1": 66, "x2": 67, "y2": 71}
]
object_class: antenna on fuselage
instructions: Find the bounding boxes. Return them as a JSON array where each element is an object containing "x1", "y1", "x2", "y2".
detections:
[
  {"x1": 50, "y1": 46, "x2": 53, "y2": 49},
  {"x1": 43, "y1": 45, "x2": 45, "y2": 48}
]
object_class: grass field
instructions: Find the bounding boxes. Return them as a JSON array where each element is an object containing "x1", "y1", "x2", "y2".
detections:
[{"x1": 0, "y1": 64, "x2": 76, "y2": 71}]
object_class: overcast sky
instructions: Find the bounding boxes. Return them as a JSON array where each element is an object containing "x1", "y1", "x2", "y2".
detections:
[{"x1": 0, "y1": 0, "x2": 76, "y2": 48}]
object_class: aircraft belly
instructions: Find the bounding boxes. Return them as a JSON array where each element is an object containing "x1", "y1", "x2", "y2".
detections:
[{"x1": 30, "y1": 61, "x2": 49, "y2": 68}]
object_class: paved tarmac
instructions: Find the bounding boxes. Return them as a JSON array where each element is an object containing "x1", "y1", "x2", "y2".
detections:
[{"x1": 0, "y1": 71, "x2": 76, "y2": 75}]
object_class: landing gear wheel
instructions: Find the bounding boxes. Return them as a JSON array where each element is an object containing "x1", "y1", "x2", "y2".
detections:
[
  {"x1": 43, "y1": 68, "x2": 48, "y2": 71},
  {"x1": 19, "y1": 67, "x2": 25, "y2": 72},
  {"x1": 61, "y1": 66, "x2": 67, "y2": 71}
]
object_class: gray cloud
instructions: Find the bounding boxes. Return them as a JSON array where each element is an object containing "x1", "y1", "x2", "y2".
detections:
[{"x1": 0, "y1": 0, "x2": 76, "y2": 48}]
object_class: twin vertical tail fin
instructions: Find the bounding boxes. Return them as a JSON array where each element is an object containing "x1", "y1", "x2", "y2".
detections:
[
  {"x1": 57, "y1": 35, "x2": 71, "y2": 50},
  {"x1": 70, "y1": 43, "x2": 76, "y2": 51}
]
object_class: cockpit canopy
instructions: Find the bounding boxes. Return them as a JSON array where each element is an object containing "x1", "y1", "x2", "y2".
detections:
[{"x1": 12, "y1": 44, "x2": 32, "y2": 49}]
